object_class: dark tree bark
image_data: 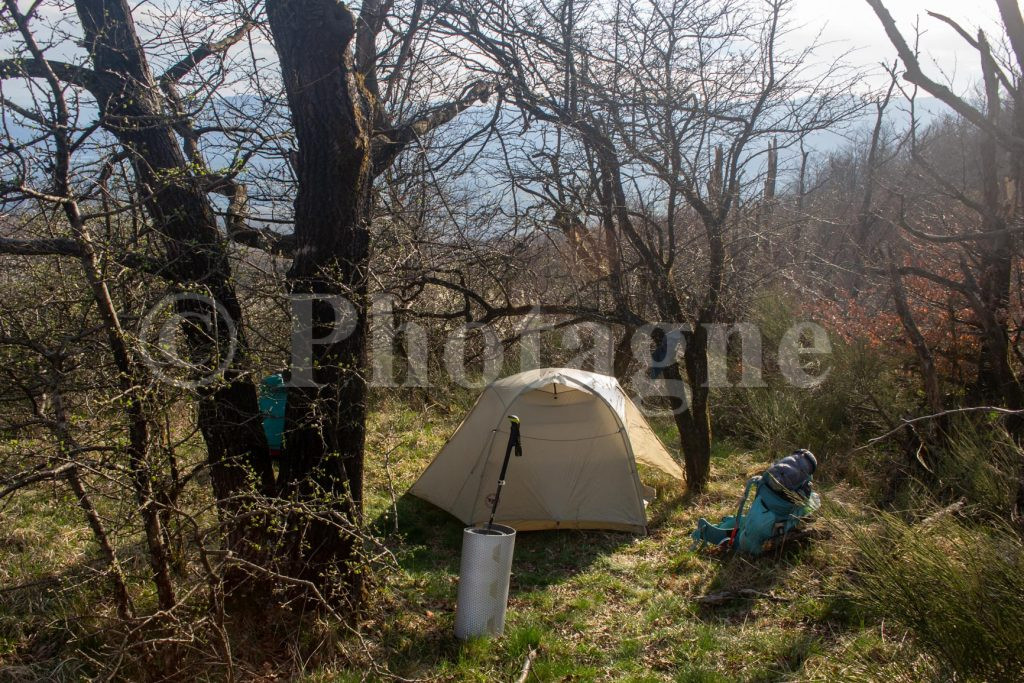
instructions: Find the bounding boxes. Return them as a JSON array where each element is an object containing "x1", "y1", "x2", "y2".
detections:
[
  {"x1": 971, "y1": 32, "x2": 1022, "y2": 412},
  {"x1": 264, "y1": 0, "x2": 495, "y2": 606},
  {"x1": 71, "y1": 0, "x2": 274, "y2": 506},
  {"x1": 265, "y1": 0, "x2": 374, "y2": 606}
]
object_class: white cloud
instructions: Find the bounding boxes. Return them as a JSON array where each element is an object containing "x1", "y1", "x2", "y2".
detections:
[{"x1": 786, "y1": 0, "x2": 1005, "y2": 94}]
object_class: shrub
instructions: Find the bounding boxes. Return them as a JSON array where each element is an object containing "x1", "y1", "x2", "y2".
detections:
[
  {"x1": 926, "y1": 419, "x2": 1022, "y2": 519},
  {"x1": 714, "y1": 289, "x2": 912, "y2": 464},
  {"x1": 842, "y1": 511, "x2": 1024, "y2": 681}
]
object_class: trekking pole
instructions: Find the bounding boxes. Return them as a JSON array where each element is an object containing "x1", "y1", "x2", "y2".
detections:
[{"x1": 487, "y1": 415, "x2": 522, "y2": 530}]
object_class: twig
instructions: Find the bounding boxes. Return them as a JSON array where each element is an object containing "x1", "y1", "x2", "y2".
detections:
[
  {"x1": 854, "y1": 406, "x2": 1024, "y2": 451},
  {"x1": 513, "y1": 647, "x2": 537, "y2": 683},
  {"x1": 922, "y1": 499, "x2": 966, "y2": 526},
  {"x1": 0, "y1": 462, "x2": 74, "y2": 500},
  {"x1": 0, "y1": 576, "x2": 60, "y2": 593},
  {"x1": 694, "y1": 589, "x2": 789, "y2": 606}
]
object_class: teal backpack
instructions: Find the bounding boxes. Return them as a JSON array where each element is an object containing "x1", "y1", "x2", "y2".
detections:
[{"x1": 691, "y1": 450, "x2": 820, "y2": 556}]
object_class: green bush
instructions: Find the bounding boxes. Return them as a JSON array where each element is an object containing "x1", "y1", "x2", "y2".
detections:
[
  {"x1": 926, "y1": 419, "x2": 1022, "y2": 519},
  {"x1": 843, "y1": 511, "x2": 1024, "y2": 681},
  {"x1": 713, "y1": 292, "x2": 911, "y2": 465}
]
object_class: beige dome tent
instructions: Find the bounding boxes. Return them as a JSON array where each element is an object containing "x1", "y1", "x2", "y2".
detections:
[{"x1": 409, "y1": 368, "x2": 684, "y2": 533}]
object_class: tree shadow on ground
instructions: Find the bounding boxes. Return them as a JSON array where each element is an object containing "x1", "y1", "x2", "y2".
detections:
[
  {"x1": 366, "y1": 493, "x2": 636, "y2": 676},
  {"x1": 644, "y1": 486, "x2": 696, "y2": 533},
  {"x1": 374, "y1": 493, "x2": 635, "y2": 592},
  {"x1": 745, "y1": 626, "x2": 830, "y2": 683},
  {"x1": 0, "y1": 533, "x2": 314, "y2": 681},
  {"x1": 694, "y1": 529, "x2": 824, "y2": 622},
  {"x1": 681, "y1": 530, "x2": 838, "y2": 682}
]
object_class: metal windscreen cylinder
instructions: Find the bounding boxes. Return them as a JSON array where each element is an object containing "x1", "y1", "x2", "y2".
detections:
[{"x1": 454, "y1": 524, "x2": 516, "y2": 639}]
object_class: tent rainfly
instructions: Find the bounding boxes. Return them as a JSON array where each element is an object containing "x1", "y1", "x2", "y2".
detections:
[{"x1": 410, "y1": 368, "x2": 684, "y2": 533}]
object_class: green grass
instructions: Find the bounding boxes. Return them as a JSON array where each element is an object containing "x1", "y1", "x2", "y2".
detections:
[
  {"x1": 839, "y1": 510, "x2": 1024, "y2": 682},
  {"x1": 0, "y1": 487, "x2": 98, "y2": 679},
  {"x1": 343, "y1": 403, "x2": 937, "y2": 681},
  {"x1": 0, "y1": 400, "x2": 976, "y2": 681}
]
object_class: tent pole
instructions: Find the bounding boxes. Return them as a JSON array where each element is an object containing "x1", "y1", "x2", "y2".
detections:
[{"x1": 487, "y1": 415, "x2": 522, "y2": 530}]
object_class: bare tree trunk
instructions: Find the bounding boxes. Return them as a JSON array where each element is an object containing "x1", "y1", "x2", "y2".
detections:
[
  {"x1": 613, "y1": 327, "x2": 635, "y2": 379},
  {"x1": 69, "y1": 207, "x2": 178, "y2": 612},
  {"x1": 266, "y1": 0, "x2": 373, "y2": 608},
  {"x1": 971, "y1": 33, "x2": 1023, "y2": 416},
  {"x1": 45, "y1": 372, "x2": 136, "y2": 620},
  {"x1": 671, "y1": 330, "x2": 713, "y2": 492},
  {"x1": 73, "y1": 0, "x2": 274, "y2": 509},
  {"x1": 887, "y1": 255, "x2": 943, "y2": 415},
  {"x1": 65, "y1": 468, "x2": 136, "y2": 620}
]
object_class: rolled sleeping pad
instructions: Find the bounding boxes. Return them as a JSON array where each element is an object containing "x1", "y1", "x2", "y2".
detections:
[
  {"x1": 763, "y1": 449, "x2": 817, "y2": 499},
  {"x1": 454, "y1": 524, "x2": 516, "y2": 639},
  {"x1": 259, "y1": 373, "x2": 287, "y2": 452}
]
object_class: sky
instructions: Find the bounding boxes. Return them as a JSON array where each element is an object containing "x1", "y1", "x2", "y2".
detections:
[
  {"x1": 0, "y1": 0, "x2": 1012, "y2": 132},
  {"x1": 789, "y1": 0, "x2": 1009, "y2": 95},
  {"x1": 0, "y1": 1, "x2": 1011, "y2": 96}
]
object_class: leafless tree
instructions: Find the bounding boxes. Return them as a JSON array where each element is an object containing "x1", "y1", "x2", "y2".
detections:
[
  {"x1": 867, "y1": 0, "x2": 1024, "y2": 416},
  {"x1": 0, "y1": 0, "x2": 497, "y2": 631},
  {"x1": 426, "y1": 0, "x2": 860, "y2": 490}
]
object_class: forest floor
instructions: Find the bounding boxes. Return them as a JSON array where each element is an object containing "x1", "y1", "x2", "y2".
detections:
[
  {"x1": 344, "y1": 404, "x2": 933, "y2": 682},
  {"x1": 0, "y1": 401, "x2": 937, "y2": 682}
]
